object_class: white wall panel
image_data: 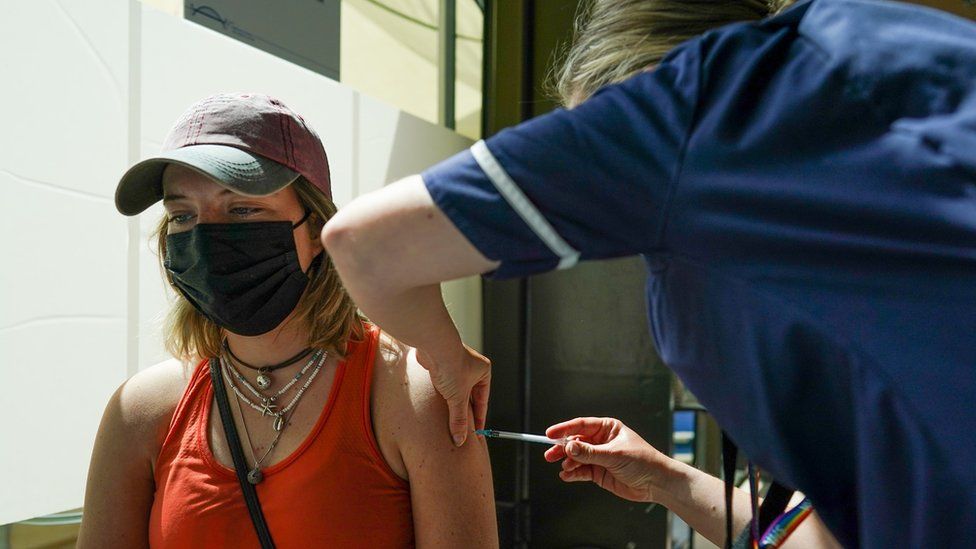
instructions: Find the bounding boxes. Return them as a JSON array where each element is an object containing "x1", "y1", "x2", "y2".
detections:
[
  {"x1": 137, "y1": 200, "x2": 172, "y2": 370},
  {"x1": 0, "y1": 0, "x2": 131, "y2": 526},
  {"x1": 0, "y1": 318, "x2": 125, "y2": 525},
  {"x1": 0, "y1": 0, "x2": 128, "y2": 195},
  {"x1": 0, "y1": 176, "x2": 126, "y2": 328}
]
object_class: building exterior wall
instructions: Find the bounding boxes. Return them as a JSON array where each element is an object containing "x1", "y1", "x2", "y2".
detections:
[{"x1": 1, "y1": 0, "x2": 478, "y2": 528}]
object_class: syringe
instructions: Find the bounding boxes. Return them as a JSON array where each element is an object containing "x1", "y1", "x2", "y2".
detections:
[{"x1": 475, "y1": 428, "x2": 568, "y2": 446}]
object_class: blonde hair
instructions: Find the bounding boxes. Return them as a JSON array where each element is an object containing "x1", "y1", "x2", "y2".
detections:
[
  {"x1": 153, "y1": 176, "x2": 364, "y2": 361},
  {"x1": 553, "y1": 0, "x2": 795, "y2": 107}
]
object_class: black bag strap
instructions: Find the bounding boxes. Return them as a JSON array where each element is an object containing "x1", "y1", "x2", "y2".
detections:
[
  {"x1": 209, "y1": 358, "x2": 276, "y2": 549},
  {"x1": 759, "y1": 481, "x2": 795, "y2": 533},
  {"x1": 721, "y1": 431, "x2": 797, "y2": 549},
  {"x1": 722, "y1": 431, "x2": 738, "y2": 549}
]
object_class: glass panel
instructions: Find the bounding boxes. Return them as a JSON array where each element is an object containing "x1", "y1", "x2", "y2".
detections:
[
  {"x1": 340, "y1": 0, "x2": 482, "y2": 137},
  {"x1": 340, "y1": 0, "x2": 440, "y2": 125},
  {"x1": 174, "y1": 0, "x2": 475, "y2": 136},
  {"x1": 455, "y1": 0, "x2": 483, "y2": 139}
]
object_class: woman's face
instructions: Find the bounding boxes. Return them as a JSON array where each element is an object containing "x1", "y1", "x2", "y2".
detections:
[{"x1": 161, "y1": 164, "x2": 322, "y2": 271}]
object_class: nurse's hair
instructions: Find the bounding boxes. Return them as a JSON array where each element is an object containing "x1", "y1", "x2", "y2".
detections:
[
  {"x1": 553, "y1": 0, "x2": 795, "y2": 107},
  {"x1": 153, "y1": 176, "x2": 365, "y2": 361}
]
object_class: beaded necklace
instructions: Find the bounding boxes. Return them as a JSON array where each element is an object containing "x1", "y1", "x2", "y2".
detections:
[
  {"x1": 220, "y1": 349, "x2": 326, "y2": 431},
  {"x1": 219, "y1": 351, "x2": 326, "y2": 484}
]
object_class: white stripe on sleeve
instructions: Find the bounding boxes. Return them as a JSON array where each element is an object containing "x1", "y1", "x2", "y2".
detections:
[{"x1": 469, "y1": 140, "x2": 580, "y2": 270}]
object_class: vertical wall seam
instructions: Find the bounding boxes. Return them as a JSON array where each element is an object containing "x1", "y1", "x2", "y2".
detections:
[
  {"x1": 126, "y1": 0, "x2": 142, "y2": 378},
  {"x1": 351, "y1": 92, "x2": 360, "y2": 199}
]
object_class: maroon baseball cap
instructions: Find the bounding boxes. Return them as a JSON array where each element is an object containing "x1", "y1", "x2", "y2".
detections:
[{"x1": 115, "y1": 93, "x2": 331, "y2": 216}]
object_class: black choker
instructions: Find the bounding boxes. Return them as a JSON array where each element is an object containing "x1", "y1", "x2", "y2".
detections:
[
  {"x1": 222, "y1": 340, "x2": 315, "y2": 390},
  {"x1": 222, "y1": 340, "x2": 313, "y2": 371}
]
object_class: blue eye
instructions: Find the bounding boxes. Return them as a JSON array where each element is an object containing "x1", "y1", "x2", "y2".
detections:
[
  {"x1": 230, "y1": 207, "x2": 262, "y2": 218},
  {"x1": 168, "y1": 213, "x2": 194, "y2": 225}
]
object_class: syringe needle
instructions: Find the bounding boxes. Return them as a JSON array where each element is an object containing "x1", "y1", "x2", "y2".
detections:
[{"x1": 475, "y1": 429, "x2": 568, "y2": 446}]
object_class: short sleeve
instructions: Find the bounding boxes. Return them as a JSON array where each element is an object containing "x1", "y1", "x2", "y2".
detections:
[{"x1": 422, "y1": 41, "x2": 702, "y2": 279}]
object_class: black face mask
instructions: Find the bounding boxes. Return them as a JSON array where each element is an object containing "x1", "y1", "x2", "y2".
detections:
[{"x1": 164, "y1": 211, "x2": 319, "y2": 336}]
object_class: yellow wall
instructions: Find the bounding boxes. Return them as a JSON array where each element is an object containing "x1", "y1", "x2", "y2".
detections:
[
  {"x1": 7, "y1": 522, "x2": 79, "y2": 549},
  {"x1": 141, "y1": 0, "x2": 180, "y2": 16},
  {"x1": 340, "y1": 0, "x2": 483, "y2": 139},
  {"x1": 913, "y1": 0, "x2": 976, "y2": 20}
]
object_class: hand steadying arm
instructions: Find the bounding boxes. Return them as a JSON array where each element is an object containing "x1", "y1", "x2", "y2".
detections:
[{"x1": 322, "y1": 176, "x2": 499, "y2": 446}]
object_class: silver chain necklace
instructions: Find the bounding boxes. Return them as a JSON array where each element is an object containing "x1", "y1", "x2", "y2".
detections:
[
  {"x1": 225, "y1": 348, "x2": 323, "y2": 413},
  {"x1": 227, "y1": 372, "x2": 283, "y2": 485},
  {"x1": 220, "y1": 350, "x2": 326, "y2": 431},
  {"x1": 220, "y1": 352, "x2": 326, "y2": 484}
]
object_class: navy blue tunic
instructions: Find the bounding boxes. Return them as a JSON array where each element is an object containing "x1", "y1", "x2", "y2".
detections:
[{"x1": 422, "y1": 0, "x2": 976, "y2": 546}]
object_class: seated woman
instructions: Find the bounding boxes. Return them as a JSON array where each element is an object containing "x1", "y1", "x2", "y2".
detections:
[{"x1": 78, "y1": 93, "x2": 497, "y2": 548}]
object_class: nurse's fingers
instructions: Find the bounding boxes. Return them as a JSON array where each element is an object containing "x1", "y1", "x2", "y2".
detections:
[
  {"x1": 448, "y1": 396, "x2": 472, "y2": 447},
  {"x1": 471, "y1": 375, "x2": 490, "y2": 431},
  {"x1": 559, "y1": 464, "x2": 595, "y2": 483},
  {"x1": 546, "y1": 417, "x2": 616, "y2": 441},
  {"x1": 544, "y1": 432, "x2": 585, "y2": 462},
  {"x1": 544, "y1": 444, "x2": 566, "y2": 462},
  {"x1": 561, "y1": 458, "x2": 584, "y2": 473}
]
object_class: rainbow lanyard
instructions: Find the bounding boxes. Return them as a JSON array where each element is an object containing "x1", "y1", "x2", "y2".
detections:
[
  {"x1": 722, "y1": 435, "x2": 814, "y2": 549},
  {"x1": 757, "y1": 497, "x2": 814, "y2": 548},
  {"x1": 746, "y1": 464, "x2": 814, "y2": 549}
]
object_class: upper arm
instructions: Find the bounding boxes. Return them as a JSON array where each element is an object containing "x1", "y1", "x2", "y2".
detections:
[
  {"x1": 393, "y1": 351, "x2": 498, "y2": 548},
  {"x1": 324, "y1": 175, "x2": 499, "y2": 293},
  {"x1": 324, "y1": 43, "x2": 700, "y2": 286},
  {"x1": 419, "y1": 46, "x2": 700, "y2": 279},
  {"x1": 77, "y1": 360, "x2": 189, "y2": 549}
]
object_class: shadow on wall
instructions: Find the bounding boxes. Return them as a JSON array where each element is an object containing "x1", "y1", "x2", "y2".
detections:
[
  {"x1": 383, "y1": 112, "x2": 483, "y2": 351},
  {"x1": 384, "y1": 111, "x2": 470, "y2": 183}
]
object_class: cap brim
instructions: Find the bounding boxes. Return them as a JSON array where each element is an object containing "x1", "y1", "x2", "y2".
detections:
[{"x1": 115, "y1": 144, "x2": 300, "y2": 216}]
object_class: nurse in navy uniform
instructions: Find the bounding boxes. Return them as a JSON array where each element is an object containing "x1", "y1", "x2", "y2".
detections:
[{"x1": 322, "y1": 1, "x2": 976, "y2": 546}]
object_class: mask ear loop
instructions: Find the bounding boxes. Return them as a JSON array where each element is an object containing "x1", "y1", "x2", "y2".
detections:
[
  {"x1": 292, "y1": 209, "x2": 312, "y2": 229},
  {"x1": 292, "y1": 208, "x2": 323, "y2": 276}
]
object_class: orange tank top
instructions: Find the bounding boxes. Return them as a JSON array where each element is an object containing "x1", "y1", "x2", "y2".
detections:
[{"x1": 148, "y1": 324, "x2": 414, "y2": 548}]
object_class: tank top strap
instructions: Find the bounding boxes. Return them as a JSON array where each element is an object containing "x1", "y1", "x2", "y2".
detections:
[
  {"x1": 319, "y1": 323, "x2": 406, "y2": 485},
  {"x1": 328, "y1": 322, "x2": 382, "y2": 433},
  {"x1": 156, "y1": 357, "x2": 214, "y2": 467}
]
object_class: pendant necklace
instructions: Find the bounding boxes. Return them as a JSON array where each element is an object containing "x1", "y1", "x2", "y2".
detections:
[
  {"x1": 221, "y1": 352, "x2": 326, "y2": 484},
  {"x1": 221, "y1": 350, "x2": 326, "y2": 431},
  {"x1": 228, "y1": 374, "x2": 281, "y2": 485},
  {"x1": 223, "y1": 339, "x2": 313, "y2": 389}
]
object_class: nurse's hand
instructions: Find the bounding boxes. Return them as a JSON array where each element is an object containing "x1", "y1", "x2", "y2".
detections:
[
  {"x1": 544, "y1": 417, "x2": 675, "y2": 503},
  {"x1": 417, "y1": 344, "x2": 491, "y2": 446},
  {"x1": 547, "y1": 418, "x2": 842, "y2": 548}
]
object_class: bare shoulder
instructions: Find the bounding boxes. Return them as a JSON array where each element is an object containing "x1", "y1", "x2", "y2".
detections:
[
  {"x1": 79, "y1": 358, "x2": 195, "y2": 548},
  {"x1": 370, "y1": 331, "x2": 411, "y2": 416},
  {"x1": 369, "y1": 334, "x2": 497, "y2": 547},
  {"x1": 108, "y1": 358, "x2": 197, "y2": 456},
  {"x1": 373, "y1": 334, "x2": 473, "y2": 453},
  {"x1": 370, "y1": 333, "x2": 449, "y2": 434},
  {"x1": 369, "y1": 333, "x2": 480, "y2": 474}
]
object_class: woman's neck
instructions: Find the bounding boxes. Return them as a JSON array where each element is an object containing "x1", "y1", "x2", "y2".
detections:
[{"x1": 223, "y1": 315, "x2": 312, "y2": 367}]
